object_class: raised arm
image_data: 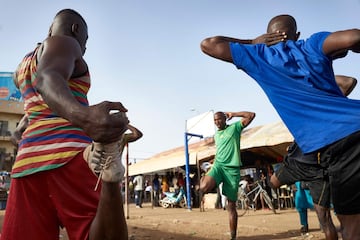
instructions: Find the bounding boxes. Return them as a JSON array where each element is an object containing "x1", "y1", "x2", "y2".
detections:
[
  {"x1": 124, "y1": 124, "x2": 143, "y2": 143},
  {"x1": 201, "y1": 32, "x2": 286, "y2": 62},
  {"x1": 35, "y1": 36, "x2": 89, "y2": 123},
  {"x1": 225, "y1": 111, "x2": 256, "y2": 128},
  {"x1": 323, "y1": 29, "x2": 360, "y2": 58},
  {"x1": 34, "y1": 36, "x2": 128, "y2": 143},
  {"x1": 200, "y1": 36, "x2": 240, "y2": 63}
]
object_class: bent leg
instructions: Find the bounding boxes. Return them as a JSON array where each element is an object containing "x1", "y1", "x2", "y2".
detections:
[
  {"x1": 199, "y1": 175, "x2": 216, "y2": 194},
  {"x1": 314, "y1": 204, "x2": 338, "y2": 240},
  {"x1": 89, "y1": 182, "x2": 128, "y2": 240},
  {"x1": 270, "y1": 174, "x2": 282, "y2": 188}
]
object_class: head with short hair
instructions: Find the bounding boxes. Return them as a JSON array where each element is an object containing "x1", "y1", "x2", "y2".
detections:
[
  {"x1": 267, "y1": 14, "x2": 300, "y2": 41},
  {"x1": 49, "y1": 9, "x2": 88, "y2": 54},
  {"x1": 214, "y1": 111, "x2": 227, "y2": 130}
]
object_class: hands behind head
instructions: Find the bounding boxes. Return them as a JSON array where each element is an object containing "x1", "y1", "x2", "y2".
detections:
[
  {"x1": 83, "y1": 101, "x2": 129, "y2": 143},
  {"x1": 225, "y1": 112, "x2": 232, "y2": 121},
  {"x1": 253, "y1": 31, "x2": 287, "y2": 46}
]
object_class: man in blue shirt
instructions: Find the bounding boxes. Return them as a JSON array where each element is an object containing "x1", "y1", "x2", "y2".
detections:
[
  {"x1": 201, "y1": 14, "x2": 360, "y2": 239},
  {"x1": 274, "y1": 75, "x2": 356, "y2": 240}
]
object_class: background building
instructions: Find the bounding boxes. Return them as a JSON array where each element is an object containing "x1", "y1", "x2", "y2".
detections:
[
  {"x1": 0, "y1": 72, "x2": 23, "y2": 172},
  {"x1": 0, "y1": 100, "x2": 24, "y2": 171}
]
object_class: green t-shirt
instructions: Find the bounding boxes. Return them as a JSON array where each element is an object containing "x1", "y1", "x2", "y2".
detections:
[{"x1": 214, "y1": 121, "x2": 243, "y2": 167}]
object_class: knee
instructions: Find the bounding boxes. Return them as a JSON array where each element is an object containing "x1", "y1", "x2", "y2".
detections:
[
  {"x1": 315, "y1": 206, "x2": 332, "y2": 226},
  {"x1": 199, "y1": 176, "x2": 214, "y2": 194},
  {"x1": 199, "y1": 178, "x2": 206, "y2": 192},
  {"x1": 227, "y1": 201, "x2": 238, "y2": 216},
  {"x1": 269, "y1": 174, "x2": 281, "y2": 188}
]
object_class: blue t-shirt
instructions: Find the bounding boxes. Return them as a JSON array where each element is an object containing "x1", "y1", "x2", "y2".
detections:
[{"x1": 230, "y1": 31, "x2": 360, "y2": 153}]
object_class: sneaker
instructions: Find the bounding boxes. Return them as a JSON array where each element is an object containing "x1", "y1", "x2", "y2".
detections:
[{"x1": 84, "y1": 140, "x2": 125, "y2": 189}]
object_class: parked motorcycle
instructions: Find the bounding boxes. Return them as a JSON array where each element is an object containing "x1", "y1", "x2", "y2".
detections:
[{"x1": 159, "y1": 187, "x2": 187, "y2": 208}]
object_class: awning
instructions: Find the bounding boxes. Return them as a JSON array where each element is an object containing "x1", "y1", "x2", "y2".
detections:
[
  {"x1": 128, "y1": 121, "x2": 294, "y2": 176},
  {"x1": 240, "y1": 121, "x2": 294, "y2": 161},
  {"x1": 128, "y1": 138, "x2": 215, "y2": 176}
]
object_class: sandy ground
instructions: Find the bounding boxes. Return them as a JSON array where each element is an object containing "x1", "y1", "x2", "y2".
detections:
[{"x1": 0, "y1": 203, "x2": 341, "y2": 240}]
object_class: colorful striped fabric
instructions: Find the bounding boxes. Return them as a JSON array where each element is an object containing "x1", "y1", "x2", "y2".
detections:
[{"x1": 12, "y1": 46, "x2": 92, "y2": 178}]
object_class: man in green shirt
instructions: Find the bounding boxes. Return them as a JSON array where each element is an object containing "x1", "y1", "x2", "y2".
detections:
[{"x1": 200, "y1": 111, "x2": 255, "y2": 240}]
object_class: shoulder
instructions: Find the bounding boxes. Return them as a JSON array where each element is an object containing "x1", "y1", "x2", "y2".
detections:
[
  {"x1": 307, "y1": 31, "x2": 332, "y2": 41},
  {"x1": 229, "y1": 42, "x2": 261, "y2": 67},
  {"x1": 303, "y1": 31, "x2": 332, "y2": 53},
  {"x1": 231, "y1": 121, "x2": 243, "y2": 131},
  {"x1": 40, "y1": 36, "x2": 83, "y2": 59}
]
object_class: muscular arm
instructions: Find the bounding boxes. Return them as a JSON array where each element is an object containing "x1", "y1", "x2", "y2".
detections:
[
  {"x1": 200, "y1": 33, "x2": 286, "y2": 62},
  {"x1": 323, "y1": 29, "x2": 360, "y2": 58},
  {"x1": 200, "y1": 36, "x2": 242, "y2": 62},
  {"x1": 34, "y1": 36, "x2": 128, "y2": 142},
  {"x1": 225, "y1": 111, "x2": 256, "y2": 128},
  {"x1": 36, "y1": 36, "x2": 88, "y2": 124}
]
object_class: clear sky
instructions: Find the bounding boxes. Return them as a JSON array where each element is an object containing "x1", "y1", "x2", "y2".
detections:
[{"x1": 1, "y1": 0, "x2": 360, "y2": 162}]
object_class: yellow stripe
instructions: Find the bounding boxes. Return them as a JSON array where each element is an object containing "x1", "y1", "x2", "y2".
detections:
[
  {"x1": 13, "y1": 150, "x2": 80, "y2": 169},
  {"x1": 28, "y1": 104, "x2": 48, "y2": 112},
  {"x1": 69, "y1": 81, "x2": 89, "y2": 92},
  {"x1": 26, "y1": 118, "x2": 69, "y2": 131}
]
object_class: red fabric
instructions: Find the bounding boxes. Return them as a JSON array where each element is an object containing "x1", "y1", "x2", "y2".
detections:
[{"x1": 1, "y1": 153, "x2": 100, "y2": 240}]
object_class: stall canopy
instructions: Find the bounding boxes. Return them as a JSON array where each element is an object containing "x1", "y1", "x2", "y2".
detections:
[
  {"x1": 128, "y1": 121, "x2": 294, "y2": 176},
  {"x1": 128, "y1": 138, "x2": 215, "y2": 176}
]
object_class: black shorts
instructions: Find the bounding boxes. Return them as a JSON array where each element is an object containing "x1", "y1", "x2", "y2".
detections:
[
  {"x1": 323, "y1": 131, "x2": 360, "y2": 215},
  {"x1": 275, "y1": 155, "x2": 331, "y2": 208},
  {"x1": 276, "y1": 131, "x2": 360, "y2": 215}
]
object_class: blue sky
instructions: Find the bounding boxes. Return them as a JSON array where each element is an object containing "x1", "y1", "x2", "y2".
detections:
[{"x1": 1, "y1": 1, "x2": 360, "y2": 161}]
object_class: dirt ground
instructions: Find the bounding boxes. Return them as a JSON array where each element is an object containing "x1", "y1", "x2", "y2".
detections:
[{"x1": 0, "y1": 203, "x2": 342, "y2": 240}]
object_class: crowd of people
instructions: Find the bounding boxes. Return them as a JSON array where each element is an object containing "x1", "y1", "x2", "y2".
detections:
[
  {"x1": 121, "y1": 171, "x2": 200, "y2": 208},
  {"x1": 3, "y1": 8, "x2": 360, "y2": 240}
]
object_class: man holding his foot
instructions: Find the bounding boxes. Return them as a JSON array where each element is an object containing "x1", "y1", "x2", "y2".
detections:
[{"x1": 2, "y1": 9, "x2": 131, "y2": 240}]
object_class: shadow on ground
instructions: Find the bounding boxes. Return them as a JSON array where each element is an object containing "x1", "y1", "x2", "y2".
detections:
[
  {"x1": 129, "y1": 226, "x2": 206, "y2": 240},
  {"x1": 128, "y1": 226, "x2": 320, "y2": 240}
]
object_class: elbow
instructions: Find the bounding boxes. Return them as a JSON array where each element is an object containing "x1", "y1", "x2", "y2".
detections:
[
  {"x1": 200, "y1": 36, "x2": 221, "y2": 54},
  {"x1": 251, "y1": 112, "x2": 256, "y2": 120},
  {"x1": 135, "y1": 131, "x2": 143, "y2": 140},
  {"x1": 348, "y1": 29, "x2": 360, "y2": 52},
  {"x1": 200, "y1": 37, "x2": 212, "y2": 54}
]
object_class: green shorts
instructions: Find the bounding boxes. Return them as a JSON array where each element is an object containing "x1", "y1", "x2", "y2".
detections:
[{"x1": 206, "y1": 163, "x2": 240, "y2": 201}]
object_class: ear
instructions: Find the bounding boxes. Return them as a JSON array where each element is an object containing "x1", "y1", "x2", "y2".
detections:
[
  {"x1": 71, "y1": 23, "x2": 79, "y2": 36},
  {"x1": 295, "y1": 31, "x2": 300, "y2": 40},
  {"x1": 48, "y1": 24, "x2": 53, "y2": 37}
]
